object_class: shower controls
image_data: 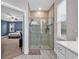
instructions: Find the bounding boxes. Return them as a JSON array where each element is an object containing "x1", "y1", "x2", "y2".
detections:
[{"x1": 45, "y1": 25, "x2": 49, "y2": 33}]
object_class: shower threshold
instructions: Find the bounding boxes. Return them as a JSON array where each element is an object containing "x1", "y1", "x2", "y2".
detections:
[{"x1": 30, "y1": 45, "x2": 52, "y2": 49}]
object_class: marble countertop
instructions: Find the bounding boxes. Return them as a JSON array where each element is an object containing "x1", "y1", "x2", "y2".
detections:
[{"x1": 56, "y1": 41, "x2": 78, "y2": 55}]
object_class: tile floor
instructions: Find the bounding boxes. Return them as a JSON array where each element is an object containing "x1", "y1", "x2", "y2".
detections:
[{"x1": 13, "y1": 49, "x2": 57, "y2": 59}]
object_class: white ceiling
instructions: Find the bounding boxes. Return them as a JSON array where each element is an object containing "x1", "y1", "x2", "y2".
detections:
[
  {"x1": 1, "y1": 5, "x2": 24, "y2": 21},
  {"x1": 2, "y1": 0, "x2": 54, "y2": 11},
  {"x1": 28, "y1": 0, "x2": 54, "y2": 11},
  {"x1": 2, "y1": 0, "x2": 27, "y2": 10}
]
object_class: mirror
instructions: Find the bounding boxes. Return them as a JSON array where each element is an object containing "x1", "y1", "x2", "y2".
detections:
[{"x1": 57, "y1": 0, "x2": 66, "y2": 40}]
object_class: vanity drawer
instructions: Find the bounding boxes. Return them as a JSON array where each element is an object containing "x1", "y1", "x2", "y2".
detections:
[
  {"x1": 57, "y1": 52, "x2": 65, "y2": 59},
  {"x1": 57, "y1": 44, "x2": 66, "y2": 56}
]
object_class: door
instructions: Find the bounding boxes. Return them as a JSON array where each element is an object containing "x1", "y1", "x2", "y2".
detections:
[
  {"x1": 30, "y1": 25, "x2": 41, "y2": 49},
  {"x1": 29, "y1": 19, "x2": 41, "y2": 49}
]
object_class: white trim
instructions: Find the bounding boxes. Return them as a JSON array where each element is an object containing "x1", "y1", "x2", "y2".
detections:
[
  {"x1": 54, "y1": 48, "x2": 56, "y2": 53},
  {"x1": 1, "y1": 1, "x2": 25, "y2": 12},
  {"x1": 1, "y1": 35, "x2": 8, "y2": 39},
  {"x1": 1, "y1": 19, "x2": 23, "y2": 22},
  {"x1": 22, "y1": 13, "x2": 29, "y2": 54},
  {"x1": 23, "y1": 48, "x2": 29, "y2": 54}
]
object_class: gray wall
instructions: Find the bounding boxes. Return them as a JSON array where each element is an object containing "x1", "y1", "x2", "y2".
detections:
[
  {"x1": 8, "y1": 22, "x2": 22, "y2": 32},
  {"x1": 1, "y1": 20, "x2": 22, "y2": 36},
  {"x1": 66, "y1": 0, "x2": 78, "y2": 40},
  {"x1": 15, "y1": 22, "x2": 22, "y2": 31},
  {"x1": 1, "y1": 20, "x2": 9, "y2": 36},
  {"x1": 61, "y1": 22, "x2": 66, "y2": 34}
]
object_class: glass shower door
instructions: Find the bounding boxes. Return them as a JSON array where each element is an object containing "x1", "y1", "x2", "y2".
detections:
[
  {"x1": 29, "y1": 18, "x2": 54, "y2": 49},
  {"x1": 40, "y1": 24, "x2": 49, "y2": 49},
  {"x1": 30, "y1": 24, "x2": 41, "y2": 49}
]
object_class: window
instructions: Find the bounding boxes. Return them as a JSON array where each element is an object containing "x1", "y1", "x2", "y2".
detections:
[{"x1": 9, "y1": 23, "x2": 15, "y2": 32}]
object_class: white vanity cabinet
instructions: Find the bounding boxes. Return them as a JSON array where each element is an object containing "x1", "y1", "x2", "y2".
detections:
[
  {"x1": 56, "y1": 44, "x2": 66, "y2": 59},
  {"x1": 56, "y1": 41, "x2": 78, "y2": 59},
  {"x1": 66, "y1": 49, "x2": 78, "y2": 59}
]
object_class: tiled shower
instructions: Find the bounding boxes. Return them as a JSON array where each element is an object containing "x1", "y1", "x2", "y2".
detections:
[{"x1": 29, "y1": 17, "x2": 54, "y2": 49}]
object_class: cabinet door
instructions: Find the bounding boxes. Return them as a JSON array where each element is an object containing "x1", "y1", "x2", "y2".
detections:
[
  {"x1": 66, "y1": 49, "x2": 78, "y2": 59},
  {"x1": 57, "y1": 52, "x2": 65, "y2": 59}
]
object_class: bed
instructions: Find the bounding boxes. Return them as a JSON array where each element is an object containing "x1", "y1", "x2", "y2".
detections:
[{"x1": 8, "y1": 31, "x2": 21, "y2": 38}]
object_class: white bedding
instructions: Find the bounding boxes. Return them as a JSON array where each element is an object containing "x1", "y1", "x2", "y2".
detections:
[{"x1": 8, "y1": 32, "x2": 20, "y2": 37}]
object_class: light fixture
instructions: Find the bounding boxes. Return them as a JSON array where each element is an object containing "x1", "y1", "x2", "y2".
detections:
[
  {"x1": 11, "y1": 16, "x2": 14, "y2": 19},
  {"x1": 38, "y1": 8, "x2": 42, "y2": 10},
  {"x1": 15, "y1": 18, "x2": 18, "y2": 20},
  {"x1": 38, "y1": 12, "x2": 41, "y2": 14}
]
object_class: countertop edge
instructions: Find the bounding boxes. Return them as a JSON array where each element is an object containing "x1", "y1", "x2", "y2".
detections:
[{"x1": 56, "y1": 41, "x2": 78, "y2": 55}]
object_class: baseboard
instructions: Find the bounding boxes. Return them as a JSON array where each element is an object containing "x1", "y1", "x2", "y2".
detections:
[
  {"x1": 22, "y1": 48, "x2": 29, "y2": 54},
  {"x1": 54, "y1": 48, "x2": 57, "y2": 54},
  {"x1": 1, "y1": 35, "x2": 8, "y2": 39}
]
